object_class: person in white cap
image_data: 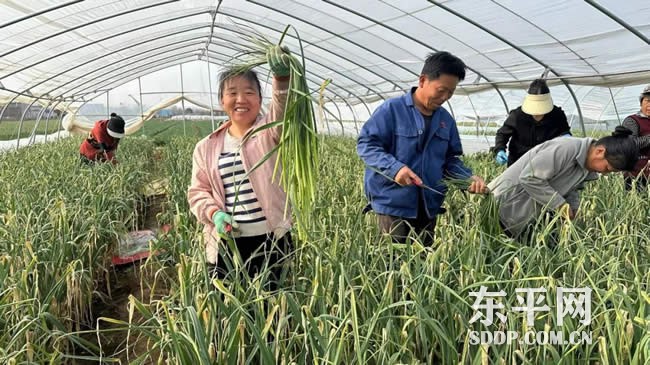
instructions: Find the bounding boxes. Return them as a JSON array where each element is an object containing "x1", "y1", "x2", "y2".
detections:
[
  {"x1": 620, "y1": 84, "x2": 650, "y2": 191},
  {"x1": 493, "y1": 79, "x2": 571, "y2": 166},
  {"x1": 79, "y1": 112, "x2": 125, "y2": 164}
]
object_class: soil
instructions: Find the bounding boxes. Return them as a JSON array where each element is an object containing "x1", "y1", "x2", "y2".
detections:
[{"x1": 74, "y1": 188, "x2": 171, "y2": 364}]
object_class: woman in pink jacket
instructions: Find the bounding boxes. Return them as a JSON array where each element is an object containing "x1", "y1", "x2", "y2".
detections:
[{"x1": 188, "y1": 46, "x2": 294, "y2": 285}]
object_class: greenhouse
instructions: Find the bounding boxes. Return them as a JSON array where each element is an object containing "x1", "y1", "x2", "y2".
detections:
[{"x1": 1, "y1": 0, "x2": 649, "y2": 363}]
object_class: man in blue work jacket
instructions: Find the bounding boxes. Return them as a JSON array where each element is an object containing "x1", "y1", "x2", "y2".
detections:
[{"x1": 357, "y1": 51, "x2": 488, "y2": 245}]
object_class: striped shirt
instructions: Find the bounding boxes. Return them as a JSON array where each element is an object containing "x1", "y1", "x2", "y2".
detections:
[{"x1": 219, "y1": 131, "x2": 268, "y2": 236}]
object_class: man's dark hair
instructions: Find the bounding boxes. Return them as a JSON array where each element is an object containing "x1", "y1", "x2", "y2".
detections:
[
  {"x1": 218, "y1": 67, "x2": 262, "y2": 100},
  {"x1": 421, "y1": 51, "x2": 466, "y2": 81},
  {"x1": 595, "y1": 126, "x2": 639, "y2": 171}
]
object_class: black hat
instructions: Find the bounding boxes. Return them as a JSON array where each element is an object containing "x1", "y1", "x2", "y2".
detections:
[{"x1": 107, "y1": 113, "x2": 125, "y2": 138}]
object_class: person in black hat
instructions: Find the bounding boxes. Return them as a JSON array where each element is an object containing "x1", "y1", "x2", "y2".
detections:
[
  {"x1": 493, "y1": 79, "x2": 572, "y2": 166},
  {"x1": 79, "y1": 112, "x2": 125, "y2": 164},
  {"x1": 621, "y1": 84, "x2": 650, "y2": 191}
]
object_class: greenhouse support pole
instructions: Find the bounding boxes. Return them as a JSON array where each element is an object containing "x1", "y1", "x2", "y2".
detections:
[
  {"x1": 339, "y1": 97, "x2": 359, "y2": 135},
  {"x1": 0, "y1": 93, "x2": 21, "y2": 126},
  {"x1": 562, "y1": 81, "x2": 586, "y2": 136},
  {"x1": 44, "y1": 100, "x2": 62, "y2": 143},
  {"x1": 180, "y1": 64, "x2": 187, "y2": 136},
  {"x1": 58, "y1": 100, "x2": 74, "y2": 140},
  {"x1": 206, "y1": 50, "x2": 216, "y2": 131},
  {"x1": 608, "y1": 87, "x2": 622, "y2": 125},
  {"x1": 465, "y1": 94, "x2": 480, "y2": 138},
  {"x1": 28, "y1": 101, "x2": 52, "y2": 145},
  {"x1": 329, "y1": 98, "x2": 343, "y2": 136},
  {"x1": 138, "y1": 77, "x2": 145, "y2": 135},
  {"x1": 106, "y1": 91, "x2": 110, "y2": 119},
  {"x1": 16, "y1": 98, "x2": 39, "y2": 149}
]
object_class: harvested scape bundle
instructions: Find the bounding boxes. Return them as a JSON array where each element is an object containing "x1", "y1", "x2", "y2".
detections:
[
  {"x1": 443, "y1": 176, "x2": 502, "y2": 237},
  {"x1": 229, "y1": 26, "x2": 321, "y2": 240}
]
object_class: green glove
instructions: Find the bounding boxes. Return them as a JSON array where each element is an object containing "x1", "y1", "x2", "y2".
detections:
[
  {"x1": 267, "y1": 45, "x2": 292, "y2": 77},
  {"x1": 212, "y1": 210, "x2": 240, "y2": 235}
]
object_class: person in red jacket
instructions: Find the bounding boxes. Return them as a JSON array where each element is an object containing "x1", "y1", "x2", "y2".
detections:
[{"x1": 79, "y1": 113, "x2": 125, "y2": 164}]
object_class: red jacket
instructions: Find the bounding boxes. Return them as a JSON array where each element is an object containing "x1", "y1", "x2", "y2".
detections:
[{"x1": 79, "y1": 120, "x2": 120, "y2": 162}]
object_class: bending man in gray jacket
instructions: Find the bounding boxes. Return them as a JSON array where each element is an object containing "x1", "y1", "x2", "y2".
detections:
[{"x1": 488, "y1": 127, "x2": 638, "y2": 240}]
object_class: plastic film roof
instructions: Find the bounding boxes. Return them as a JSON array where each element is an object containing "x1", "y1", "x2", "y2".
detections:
[{"x1": 2, "y1": 0, "x2": 650, "y2": 107}]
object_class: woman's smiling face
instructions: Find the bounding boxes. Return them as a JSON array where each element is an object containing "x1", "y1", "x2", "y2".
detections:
[{"x1": 221, "y1": 75, "x2": 262, "y2": 128}]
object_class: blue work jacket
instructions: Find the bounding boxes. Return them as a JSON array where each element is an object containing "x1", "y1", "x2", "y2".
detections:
[{"x1": 357, "y1": 88, "x2": 472, "y2": 219}]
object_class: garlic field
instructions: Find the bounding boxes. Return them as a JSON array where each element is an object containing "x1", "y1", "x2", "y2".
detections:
[{"x1": 0, "y1": 135, "x2": 648, "y2": 364}]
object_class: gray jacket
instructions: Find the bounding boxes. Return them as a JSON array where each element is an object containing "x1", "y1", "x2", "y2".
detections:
[{"x1": 487, "y1": 137, "x2": 599, "y2": 237}]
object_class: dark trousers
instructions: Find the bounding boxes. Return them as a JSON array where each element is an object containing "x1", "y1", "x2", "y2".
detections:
[
  {"x1": 211, "y1": 233, "x2": 293, "y2": 287},
  {"x1": 624, "y1": 175, "x2": 648, "y2": 192},
  {"x1": 376, "y1": 194, "x2": 437, "y2": 246}
]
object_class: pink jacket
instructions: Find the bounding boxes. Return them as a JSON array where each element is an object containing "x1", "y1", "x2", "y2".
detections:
[{"x1": 188, "y1": 77, "x2": 291, "y2": 262}]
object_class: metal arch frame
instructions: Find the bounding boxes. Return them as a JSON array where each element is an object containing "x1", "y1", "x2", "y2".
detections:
[
  {"x1": 201, "y1": 33, "x2": 382, "y2": 112},
  {"x1": 0, "y1": 86, "x2": 74, "y2": 102},
  {"x1": 203, "y1": 50, "x2": 362, "y2": 133},
  {"x1": 75, "y1": 55, "x2": 353, "y2": 136},
  {"x1": 56, "y1": 100, "x2": 75, "y2": 140},
  {"x1": 0, "y1": 8, "x2": 214, "y2": 82},
  {"x1": 596, "y1": 87, "x2": 624, "y2": 127},
  {"x1": 4, "y1": 5, "x2": 398, "y2": 110},
  {"x1": 378, "y1": 0, "x2": 519, "y2": 84},
  {"x1": 607, "y1": 87, "x2": 623, "y2": 125},
  {"x1": 60, "y1": 34, "x2": 375, "y2": 111},
  {"x1": 25, "y1": 25, "x2": 211, "y2": 94},
  {"x1": 337, "y1": 97, "x2": 360, "y2": 135},
  {"x1": 323, "y1": 0, "x2": 510, "y2": 113},
  {"x1": 313, "y1": 93, "x2": 349, "y2": 135},
  {"x1": 0, "y1": 93, "x2": 22, "y2": 125},
  {"x1": 208, "y1": 22, "x2": 387, "y2": 100},
  {"x1": 584, "y1": 0, "x2": 648, "y2": 126},
  {"x1": 0, "y1": 0, "x2": 84, "y2": 29},
  {"x1": 17, "y1": 15, "x2": 389, "y2": 107},
  {"x1": 245, "y1": 1, "x2": 420, "y2": 77},
  {"x1": 43, "y1": 99, "x2": 65, "y2": 143},
  {"x1": 199, "y1": 0, "x2": 223, "y2": 60},
  {"x1": 585, "y1": 0, "x2": 650, "y2": 45},
  {"x1": 202, "y1": 0, "x2": 223, "y2": 131},
  {"x1": 201, "y1": 27, "x2": 386, "y2": 100},
  {"x1": 203, "y1": 49, "x2": 371, "y2": 122},
  {"x1": 1, "y1": 0, "x2": 179, "y2": 58},
  {"x1": 72, "y1": 53, "x2": 201, "y2": 98},
  {"x1": 43, "y1": 38, "x2": 208, "y2": 98},
  {"x1": 54, "y1": 41, "x2": 208, "y2": 98},
  {"x1": 491, "y1": 1, "x2": 602, "y2": 77},
  {"x1": 73, "y1": 55, "x2": 199, "y2": 101},
  {"x1": 327, "y1": 97, "x2": 345, "y2": 135},
  {"x1": 429, "y1": 0, "x2": 586, "y2": 136},
  {"x1": 241, "y1": 2, "x2": 484, "y2": 110},
  {"x1": 27, "y1": 99, "x2": 54, "y2": 146},
  {"x1": 215, "y1": 14, "x2": 400, "y2": 93},
  {"x1": 15, "y1": 98, "x2": 40, "y2": 148}
]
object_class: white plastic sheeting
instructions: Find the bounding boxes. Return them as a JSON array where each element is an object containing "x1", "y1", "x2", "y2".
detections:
[{"x1": 2, "y1": 0, "x2": 650, "y2": 133}]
